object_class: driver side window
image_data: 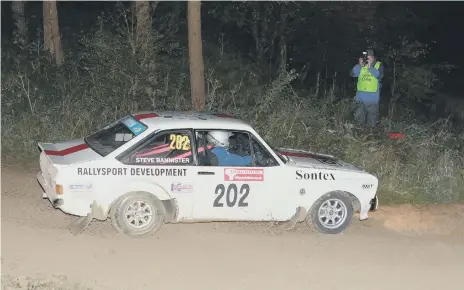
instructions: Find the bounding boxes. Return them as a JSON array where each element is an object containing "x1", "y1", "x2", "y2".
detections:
[
  {"x1": 251, "y1": 137, "x2": 279, "y2": 167},
  {"x1": 195, "y1": 130, "x2": 253, "y2": 167}
]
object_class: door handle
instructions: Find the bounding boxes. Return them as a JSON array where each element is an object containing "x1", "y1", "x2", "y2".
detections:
[{"x1": 198, "y1": 171, "x2": 215, "y2": 175}]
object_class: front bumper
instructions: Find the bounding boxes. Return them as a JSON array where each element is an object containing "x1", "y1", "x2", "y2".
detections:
[
  {"x1": 358, "y1": 194, "x2": 379, "y2": 221},
  {"x1": 369, "y1": 195, "x2": 379, "y2": 211}
]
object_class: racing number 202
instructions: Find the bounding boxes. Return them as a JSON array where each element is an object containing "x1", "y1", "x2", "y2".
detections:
[
  {"x1": 213, "y1": 184, "x2": 249, "y2": 207},
  {"x1": 169, "y1": 134, "x2": 190, "y2": 150}
]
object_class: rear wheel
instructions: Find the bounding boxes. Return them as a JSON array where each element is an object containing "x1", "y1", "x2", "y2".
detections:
[
  {"x1": 111, "y1": 192, "x2": 165, "y2": 237},
  {"x1": 306, "y1": 191, "x2": 354, "y2": 234}
]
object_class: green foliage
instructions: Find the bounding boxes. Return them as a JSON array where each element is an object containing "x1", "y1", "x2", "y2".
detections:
[
  {"x1": 203, "y1": 1, "x2": 459, "y2": 118},
  {"x1": 1, "y1": 15, "x2": 463, "y2": 204}
]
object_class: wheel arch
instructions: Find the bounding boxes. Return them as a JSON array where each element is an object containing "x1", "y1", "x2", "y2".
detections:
[
  {"x1": 108, "y1": 189, "x2": 179, "y2": 223},
  {"x1": 343, "y1": 190, "x2": 362, "y2": 213},
  {"x1": 309, "y1": 190, "x2": 360, "y2": 213},
  {"x1": 305, "y1": 189, "x2": 357, "y2": 234}
]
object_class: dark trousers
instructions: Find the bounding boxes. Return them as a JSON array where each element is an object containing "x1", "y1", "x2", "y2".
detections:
[{"x1": 353, "y1": 100, "x2": 379, "y2": 127}]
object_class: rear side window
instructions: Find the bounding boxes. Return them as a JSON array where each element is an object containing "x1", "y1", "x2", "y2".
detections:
[
  {"x1": 120, "y1": 130, "x2": 194, "y2": 166},
  {"x1": 85, "y1": 116, "x2": 147, "y2": 157}
]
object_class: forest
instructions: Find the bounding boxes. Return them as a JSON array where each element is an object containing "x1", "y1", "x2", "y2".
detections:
[{"x1": 1, "y1": 1, "x2": 463, "y2": 204}]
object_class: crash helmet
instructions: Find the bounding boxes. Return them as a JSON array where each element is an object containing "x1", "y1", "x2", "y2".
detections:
[{"x1": 206, "y1": 130, "x2": 233, "y2": 147}]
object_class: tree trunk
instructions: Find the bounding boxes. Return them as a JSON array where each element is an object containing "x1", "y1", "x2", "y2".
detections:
[
  {"x1": 43, "y1": 0, "x2": 64, "y2": 66},
  {"x1": 187, "y1": 1, "x2": 206, "y2": 111},
  {"x1": 134, "y1": 1, "x2": 152, "y2": 52},
  {"x1": 12, "y1": 0, "x2": 27, "y2": 50},
  {"x1": 43, "y1": 2, "x2": 52, "y2": 53}
]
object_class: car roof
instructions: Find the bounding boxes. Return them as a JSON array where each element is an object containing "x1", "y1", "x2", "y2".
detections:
[{"x1": 130, "y1": 110, "x2": 254, "y2": 131}]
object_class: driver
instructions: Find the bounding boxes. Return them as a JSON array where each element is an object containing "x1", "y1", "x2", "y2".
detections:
[{"x1": 206, "y1": 130, "x2": 252, "y2": 166}]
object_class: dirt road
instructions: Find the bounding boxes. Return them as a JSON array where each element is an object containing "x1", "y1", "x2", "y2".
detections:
[{"x1": 1, "y1": 166, "x2": 464, "y2": 290}]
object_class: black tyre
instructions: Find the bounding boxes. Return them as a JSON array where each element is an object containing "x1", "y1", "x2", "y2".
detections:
[
  {"x1": 370, "y1": 195, "x2": 379, "y2": 211},
  {"x1": 111, "y1": 191, "x2": 165, "y2": 237},
  {"x1": 306, "y1": 191, "x2": 354, "y2": 234}
]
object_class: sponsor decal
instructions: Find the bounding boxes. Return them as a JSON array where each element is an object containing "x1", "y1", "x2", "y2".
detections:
[
  {"x1": 69, "y1": 183, "x2": 92, "y2": 190},
  {"x1": 224, "y1": 168, "x2": 264, "y2": 181},
  {"x1": 135, "y1": 157, "x2": 190, "y2": 164},
  {"x1": 362, "y1": 184, "x2": 373, "y2": 189},
  {"x1": 121, "y1": 116, "x2": 146, "y2": 136},
  {"x1": 171, "y1": 182, "x2": 193, "y2": 193},
  {"x1": 295, "y1": 170, "x2": 335, "y2": 180},
  {"x1": 77, "y1": 167, "x2": 187, "y2": 177}
]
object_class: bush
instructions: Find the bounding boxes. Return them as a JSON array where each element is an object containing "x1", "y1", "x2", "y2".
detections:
[{"x1": 1, "y1": 22, "x2": 463, "y2": 204}]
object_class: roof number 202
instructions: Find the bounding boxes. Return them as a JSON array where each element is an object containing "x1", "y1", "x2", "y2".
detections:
[
  {"x1": 169, "y1": 134, "x2": 190, "y2": 151},
  {"x1": 213, "y1": 183, "x2": 250, "y2": 207}
]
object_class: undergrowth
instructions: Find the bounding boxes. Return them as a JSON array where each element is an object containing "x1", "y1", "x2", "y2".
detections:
[{"x1": 1, "y1": 19, "x2": 463, "y2": 204}]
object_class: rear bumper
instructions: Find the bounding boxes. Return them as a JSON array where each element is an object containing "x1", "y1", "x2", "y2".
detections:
[
  {"x1": 37, "y1": 171, "x2": 96, "y2": 217},
  {"x1": 37, "y1": 171, "x2": 62, "y2": 208}
]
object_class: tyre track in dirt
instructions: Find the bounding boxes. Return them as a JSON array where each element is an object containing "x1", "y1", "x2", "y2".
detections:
[{"x1": 1, "y1": 166, "x2": 464, "y2": 290}]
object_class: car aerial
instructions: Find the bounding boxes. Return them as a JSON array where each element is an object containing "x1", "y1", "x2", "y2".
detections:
[{"x1": 37, "y1": 110, "x2": 379, "y2": 237}]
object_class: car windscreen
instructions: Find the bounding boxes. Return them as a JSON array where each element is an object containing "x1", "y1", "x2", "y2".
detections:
[{"x1": 84, "y1": 116, "x2": 147, "y2": 157}]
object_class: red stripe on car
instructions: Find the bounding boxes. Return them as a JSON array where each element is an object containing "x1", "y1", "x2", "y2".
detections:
[
  {"x1": 44, "y1": 143, "x2": 89, "y2": 156},
  {"x1": 134, "y1": 113, "x2": 159, "y2": 121},
  {"x1": 136, "y1": 144, "x2": 214, "y2": 159},
  {"x1": 157, "y1": 145, "x2": 214, "y2": 164},
  {"x1": 135, "y1": 144, "x2": 170, "y2": 157}
]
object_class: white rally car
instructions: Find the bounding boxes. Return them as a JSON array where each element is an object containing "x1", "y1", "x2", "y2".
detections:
[{"x1": 37, "y1": 111, "x2": 379, "y2": 237}]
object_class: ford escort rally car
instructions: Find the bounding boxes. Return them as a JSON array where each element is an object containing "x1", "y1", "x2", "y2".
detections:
[{"x1": 37, "y1": 111, "x2": 379, "y2": 237}]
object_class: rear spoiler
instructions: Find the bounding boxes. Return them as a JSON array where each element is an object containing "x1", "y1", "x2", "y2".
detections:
[
  {"x1": 37, "y1": 142, "x2": 89, "y2": 166},
  {"x1": 38, "y1": 142, "x2": 62, "y2": 166},
  {"x1": 38, "y1": 142, "x2": 55, "y2": 153}
]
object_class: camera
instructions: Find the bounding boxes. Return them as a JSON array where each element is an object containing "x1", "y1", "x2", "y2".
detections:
[{"x1": 362, "y1": 51, "x2": 368, "y2": 65}]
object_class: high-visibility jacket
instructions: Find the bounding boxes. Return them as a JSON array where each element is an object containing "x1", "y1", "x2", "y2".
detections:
[{"x1": 357, "y1": 61, "x2": 382, "y2": 93}]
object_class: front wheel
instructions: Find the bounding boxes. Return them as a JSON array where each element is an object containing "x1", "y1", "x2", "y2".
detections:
[
  {"x1": 111, "y1": 192, "x2": 165, "y2": 237},
  {"x1": 306, "y1": 191, "x2": 354, "y2": 234}
]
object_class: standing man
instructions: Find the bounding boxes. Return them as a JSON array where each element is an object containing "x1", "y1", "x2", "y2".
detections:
[{"x1": 350, "y1": 49, "x2": 384, "y2": 127}]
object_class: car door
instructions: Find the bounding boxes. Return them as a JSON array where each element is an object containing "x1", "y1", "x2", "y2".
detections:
[
  {"x1": 191, "y1": 130, "x2": 285, "y2": 221},
  {"x1": 118, "y1": 129, "x2": 197, "y2": 220}
]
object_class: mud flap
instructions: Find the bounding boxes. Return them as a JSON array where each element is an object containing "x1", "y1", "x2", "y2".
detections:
[
  {"x1": 68, "y1": 214, "x2": 93, "y2": 236},
  {"x1": 281, "y1": 207, "x2": 307, "y2": 230},
  {"x1": 68, "y1": 201, "x2": 108, "y2": 236},
  {"x1": 369, "y1": 196, "x2": 379, "y2": 211}
]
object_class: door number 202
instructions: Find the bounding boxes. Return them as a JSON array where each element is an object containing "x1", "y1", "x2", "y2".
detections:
[{"x1": 213, "y1": 184, "x2": 250, "y2": 207}]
